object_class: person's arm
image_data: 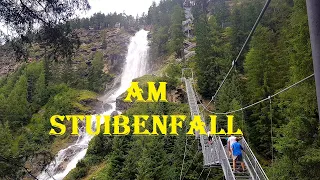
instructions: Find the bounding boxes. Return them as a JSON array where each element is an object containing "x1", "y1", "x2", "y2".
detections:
[{"x1": 241, "y1": 145, "x2": 245, "y2": 154}]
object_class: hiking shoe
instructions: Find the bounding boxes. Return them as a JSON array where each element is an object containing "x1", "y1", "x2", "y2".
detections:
[{"x1": 232, "y1": 170, "x2": 239, "y2": 173}]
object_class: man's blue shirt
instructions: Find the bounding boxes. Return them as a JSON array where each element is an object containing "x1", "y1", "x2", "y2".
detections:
[{"x1": 232, "y1": 142, "x2": 243, "y2": 156}]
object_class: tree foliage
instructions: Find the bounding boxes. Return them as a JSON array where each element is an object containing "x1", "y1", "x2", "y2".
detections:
[
  {"x1": 0, "y1": 0, "x2": 90, "y2": 60},
  {"x1": 191, "y1": 0, "x2": 319, "y2": 179},
  {"x1": 70, "y1": 12, "x2": 138, "y2": 30},
  {"x1": 147, "y1": 0, "x2": 185, "y2": 61}
]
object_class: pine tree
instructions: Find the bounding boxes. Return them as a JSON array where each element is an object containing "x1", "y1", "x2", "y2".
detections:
[
  {"x1": 268, "y1": 1, "x2": 319, "y2": 179},
  {"x1": 88, "y1": 51, "x2": 105, "y2": 92},
  {"x1": 6, "y1": 75, "x2": 30, "y2": 127},
  {"x1": 33, "y1": 72, "x2": 47, "y2": 108},
  {"x1": 168, "y1": 5, "x2": 184, "y2": 58},
  {"x1": 194, "y1": 14, "x2": 220, "y2": 98}
]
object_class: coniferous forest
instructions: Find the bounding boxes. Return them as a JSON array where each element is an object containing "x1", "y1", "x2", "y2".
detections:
[{"x1": 0, "y1": 0, "x2": 319, "y2": 180}]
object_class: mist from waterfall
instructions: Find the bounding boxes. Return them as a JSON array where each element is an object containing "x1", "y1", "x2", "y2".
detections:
[{"x1": 37, "y1": 29, "x2": 149, "y2": 180}]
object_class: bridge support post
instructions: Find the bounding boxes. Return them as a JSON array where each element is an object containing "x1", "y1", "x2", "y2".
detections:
[{"x1": 307, "y1": 0, "x2": 320, "y2": 121}]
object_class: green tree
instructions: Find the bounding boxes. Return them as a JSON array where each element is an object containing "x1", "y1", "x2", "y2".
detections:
[
  {"x1": 194, "y1": 14, "x2": 220, "y2": 98},
  {"x1": 88, "y1": 51, "x2": 106, "y2": 92},
  {"x1": 268, "y1": 1, "x2": 319, "y2": 179},
  {"x1": 6, "y1": 75, "x2": 30, "y2": 127},
  {"x1": 168, "y1": 5, "x2": 184, "y2": 58},
  {"x1": 0, "y1": 123, "x2": 20, "y2": 179},
  {"x1": 33, "y1": 72, "x2": 47, "y2": 108},
  {"x1": 0, "y1": 0, "x2": 90, "y2": 60}
]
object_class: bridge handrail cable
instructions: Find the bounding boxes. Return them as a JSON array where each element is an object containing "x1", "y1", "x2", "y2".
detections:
[
  {"x1": 194, "y1": 74, "x2": 314, "y2": 115},
  {"x1": 241, "y1": 137, "x2": 269, "y2": 180},
  {"x1": 215, "y1": 135, "x2": 235, "y2": 180}
]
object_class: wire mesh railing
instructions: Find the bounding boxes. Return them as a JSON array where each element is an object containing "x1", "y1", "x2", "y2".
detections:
[
  {"x1": 240, "y1": 138, "x2": 269, "y2": 180},
  {"x1": 183, "y1": 76, "x2": 269, "y2": 180},
  {"x1": 184, "y1": 78, "x2": 220, "y2": 166},
  {"x1": 214, "y1": 135, "x2": 236, "y2": 180}
]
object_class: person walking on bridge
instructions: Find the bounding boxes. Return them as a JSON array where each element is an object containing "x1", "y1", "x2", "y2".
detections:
[
  {"x1": 231, "y1": 137, "x2": 245, "y2": 172},
  {"x1": 207, "y1": 131, "x2": 213, "y2": 145},
  {"x1": 227, "y1": 134, "x2": 237, "y2": 157}
]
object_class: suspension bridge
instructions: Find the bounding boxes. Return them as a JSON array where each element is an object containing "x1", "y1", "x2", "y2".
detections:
[
  {"x1": 178, "y1": 0, "x2": 320, "y2": 179},
  {"x1": 181, "y1": 69, "x2": 268, "y2": 180},
  {"x1": 179, "y1": 1, "x2": 270, "y2": 178}
]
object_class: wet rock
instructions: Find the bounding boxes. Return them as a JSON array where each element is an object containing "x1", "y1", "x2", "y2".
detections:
[
  {"x1": 103, "y1": 103, "x2": 112, "y2": 111},
  {"x1": 54, "y1": 145, "x2": 86, "y2": 174},
  {"x1": 167, "y1": 87, "x2": 187, "y2": 103},
  {"x1": 104, "y1": 74, "x2": 121, "y2": 93},
  {"x1": 24, "y1": 152, "x2": 54, "y2": 179},
  {"x1": 111, "y1": 111, "x2": 118, "y2": 117},
  {"x1": 116, "y1": 96, "x2": 133, "y2": 111},
  {"x1": 91, "y1": 100, "x2": 104, "y2": 114}
]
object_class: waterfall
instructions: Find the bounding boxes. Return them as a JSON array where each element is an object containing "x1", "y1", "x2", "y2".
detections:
[{"x1": 37, "y1": 29, "x2": 149, "y2": 180}]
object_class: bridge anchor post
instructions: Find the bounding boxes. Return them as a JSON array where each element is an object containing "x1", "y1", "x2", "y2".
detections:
[{"x1": 307, "y1": 0, "x2": 320, "y2": 121}]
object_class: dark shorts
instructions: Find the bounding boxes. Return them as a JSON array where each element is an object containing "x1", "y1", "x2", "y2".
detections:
[{"x1": 233, "y1": 154, "x2": 243, "y2": 162}]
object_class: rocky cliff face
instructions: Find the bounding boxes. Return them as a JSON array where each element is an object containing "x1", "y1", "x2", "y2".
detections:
[
  {"x1": 0, "y1": 45, "x2": 21, "y2": 77},
  {"x1": 74, "y1": 28, "x2": 133, "y2": 96},
  {"x1": 75, "y1": 28, "x2": 132, "y2": 75},
  {"x1": 0, "y1": 28, "x2": 133, "y2": 78}
]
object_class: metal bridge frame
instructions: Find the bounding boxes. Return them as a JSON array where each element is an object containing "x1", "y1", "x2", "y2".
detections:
[
  {"x1": 182, "y1": 68, "x2": 194, "y2": 81},
  {"x1": 182, "y1": 70, "x2": 268, "y2": 180}
]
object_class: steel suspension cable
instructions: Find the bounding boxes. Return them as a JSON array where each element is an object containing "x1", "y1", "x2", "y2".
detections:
[
  {"x1": 194, "y1": 74, "x2": 314, "y2": 115},
  {"x1": 192, "y1": 82, "x2": 213, "y2": 113},
  {"x1": 181, "y1": 150, "x2": 199, "y2": 180},
  {"x1": 180, "y1": 120, "x2": 198, "y2": 180},
  {"x1": 241, "y1": 108, "x2": 249, "y2": 144},
  {"x1": 180, "y1": 133, "x2": 189, "y2": 180},
  {"x1": 203, "y1": 0, "x2": 272, "y2": 105},
  {"x1": 269, "y1": 97, "x2": 274, "y2": 180},
  {"x1": 197, "y1": 168, "x2": 205, "y2": 180},
  {"x1": 205, "y1": 169, "x2": 211, "y2": 180}
]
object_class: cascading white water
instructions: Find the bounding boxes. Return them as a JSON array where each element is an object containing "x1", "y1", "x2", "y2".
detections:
[{"x1": 37, "y1": 29, "x2": 149, "y2": 180}]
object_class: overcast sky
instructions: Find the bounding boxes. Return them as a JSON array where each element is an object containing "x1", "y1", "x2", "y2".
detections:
[
  {"x1": 0, "y1": 0, "x2": 159, "y2": 41},
  {"x1": 83, "y1": 0, "x2": 160, "y2": 17}
]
